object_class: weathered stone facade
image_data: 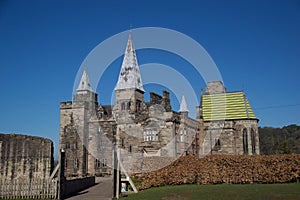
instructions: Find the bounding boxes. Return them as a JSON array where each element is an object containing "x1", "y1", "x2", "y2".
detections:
[
  {"x1": 60, "y1": 88, "x2": 199, "y2": 177},
  {"x1": 59, "y1": 33, "x2": 259, "y2": 178},
  {"x1": 0, "y1": 133, "x2": 54, "y2": 181},
  {"x1": 198, "y1": 81, "x2": 260, "y2": 156}
]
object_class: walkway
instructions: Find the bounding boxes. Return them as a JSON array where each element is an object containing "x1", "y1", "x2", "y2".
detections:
[{"x1": 65, "y1": 176, "x2": 113, "y2": 200}]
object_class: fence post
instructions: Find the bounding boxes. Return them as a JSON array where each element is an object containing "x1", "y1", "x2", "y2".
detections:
[
  {"x1": 58, "y1": 149, "x2": 66, "y2": 200},
  {"x1": 112, "y1": 146, "x2": 119, "y2": 199}
]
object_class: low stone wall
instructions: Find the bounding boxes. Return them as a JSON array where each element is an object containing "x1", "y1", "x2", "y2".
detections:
[
  {"x1": 130, "y1": 156, "x2": 176, "y2": 173},
  {"x1": 63, "y1": 176, "x2": 95, "y2": 197},
  {"x1": 133, "y1": 154, "x2": 300, "y2": 190}
]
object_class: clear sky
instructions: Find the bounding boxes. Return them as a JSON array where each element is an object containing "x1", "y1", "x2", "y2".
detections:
[{"x1": 0, "y1": 0, "x2": 299, "y2": 158}]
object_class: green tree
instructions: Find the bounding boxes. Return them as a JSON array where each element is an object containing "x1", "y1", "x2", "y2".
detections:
[{"x1": 277, "y1": 142, "x2": 291, "y2": 154}]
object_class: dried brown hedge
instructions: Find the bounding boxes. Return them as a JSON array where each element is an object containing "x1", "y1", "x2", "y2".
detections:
[{"x1": 132, "y1": 154, "x2": 300, "y2": 190}]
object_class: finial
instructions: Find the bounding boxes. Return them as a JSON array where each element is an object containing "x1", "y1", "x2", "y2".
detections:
[
  {"x1": 129, "y1": 24, "x2": 134, "y2": 36},
  {"x1": 83, "y1": 60, "x2": 87, "y2": 71}
]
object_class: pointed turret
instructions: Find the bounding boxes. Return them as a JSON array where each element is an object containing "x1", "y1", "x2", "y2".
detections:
[
  {"x1": 77, "y1": 69, "x2": 93, "y2": 94},
  {"x1": 179, "y1": 96, "x2": 189, "y2": 117},
  {"x1": 115, "y1": 32, "x2": 144, "y2": 92}
]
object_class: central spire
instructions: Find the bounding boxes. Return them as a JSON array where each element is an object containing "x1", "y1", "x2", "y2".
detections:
[{"x1": 115, "y1": 31, "x2": 144, "y2": 92}]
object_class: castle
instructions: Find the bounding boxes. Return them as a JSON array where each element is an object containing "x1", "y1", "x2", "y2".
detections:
[{"x1": 59, "y1": 32, "x2": 260, "y2": 178}]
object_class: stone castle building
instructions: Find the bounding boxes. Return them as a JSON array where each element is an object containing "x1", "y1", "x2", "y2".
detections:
[
  {"x1": 59, "y1": 32, "x2": 259, "y2": 178},
  {"x1": 0, "y1": 133, "x2": 54, "y2": 181},
  {"x1": 198, "y1": 81, "x2": 260, "y2": 155}
]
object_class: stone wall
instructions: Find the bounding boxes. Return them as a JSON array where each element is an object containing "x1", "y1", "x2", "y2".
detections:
[
  {"x1": 60, "y1": 87, "x2": 201, "y2": 177},
  {"x1": 178, "y1": 114, "x2": 199, "y2": 156},
  {"x1": 149, "y1": 91, "x2": 171, "y2": 112},
  {"x1": 200, "y1": 119, "x2": 260, "y2": 156},
  {"x1": 0, "y1": 133, "x2": 54, "y2": 181}
]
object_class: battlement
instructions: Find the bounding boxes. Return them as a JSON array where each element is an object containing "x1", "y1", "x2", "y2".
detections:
[
  {"x1": 150, "y1": 92, "x2": 162, "y2": 105},
  {"x1": 150, "y1": 90, "x2": 171, "y2": 112},
  {"x1": 60, "y1": 101, "x2": 73, "y2": 109},
  {"x1": 163, "y1": 90, "x2": 170, "y2": 99},
  {"x1": 0, "y1": 133, "x2": 53, "y2": 144}
]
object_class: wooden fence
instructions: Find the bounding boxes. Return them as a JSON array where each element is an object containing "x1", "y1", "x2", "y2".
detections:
[{"x1": 0, "y1": 179, "x2": 58, "y2": 199}]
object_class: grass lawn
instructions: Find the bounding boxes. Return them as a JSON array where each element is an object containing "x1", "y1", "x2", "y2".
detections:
[{"x1": 120, "y1": 183, "x2": 300, "y2": 200}]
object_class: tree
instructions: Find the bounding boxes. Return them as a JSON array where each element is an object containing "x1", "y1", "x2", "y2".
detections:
[{"x1": 277, "y1": 142, "x2": 291, "y2": 154}]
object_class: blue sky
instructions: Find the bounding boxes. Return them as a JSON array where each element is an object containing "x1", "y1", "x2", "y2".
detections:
[{"x1": 0, "y1": 0, "x2": 299, "y2": 157}]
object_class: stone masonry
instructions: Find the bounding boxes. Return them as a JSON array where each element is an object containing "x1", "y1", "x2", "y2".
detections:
[
  {"x1": 198, "y1": 81, "x2": 260, "y2": 156},
  {"x1": 59, "y1": 32, "x2": 259, "y2": 178},
  {"x1": 0, "y1": 133, "x2": 54, "y2": 181}
]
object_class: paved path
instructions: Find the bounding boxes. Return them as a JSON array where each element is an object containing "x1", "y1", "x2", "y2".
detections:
[{"x1": 65, "y1": 177, "x2": 113, "y2": 200}]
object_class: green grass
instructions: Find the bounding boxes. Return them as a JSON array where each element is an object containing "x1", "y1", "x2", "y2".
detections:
[{"x1": 120, "y1": 183, "x2": 300, "y2": 200}]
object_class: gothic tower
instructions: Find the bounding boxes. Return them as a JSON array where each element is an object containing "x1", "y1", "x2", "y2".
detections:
[
  {"x1": 115, "y1": 32, "x2": 144, "y2": 121},
  {"x1": 73, "y1": 69, "x2": 98, "y2": 176},
  {"x1": 60, "y1": 69, "x2": 98, "y2": 177}
]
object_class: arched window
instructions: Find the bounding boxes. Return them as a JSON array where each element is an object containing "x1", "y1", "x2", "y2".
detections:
[
  {"x1": 214, "y1": 138, "x2": 221, "y2": 151},
  {"x1": 243, "y1": 128, "x2": 248, "y2": 155},
  {"x1": 121, "y1": 102, "x2": 125, "y2": 110},
  {"x1": 251, "y1": 128, "x2": 256, "y2": 154},
  {"x1": 127, "y1": 102, "x2": 131, "y2": 110}
]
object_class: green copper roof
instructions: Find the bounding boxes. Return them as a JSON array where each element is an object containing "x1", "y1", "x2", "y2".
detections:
[{"x1": 201, "y1": 92, "x2": 256, "y2": 121}]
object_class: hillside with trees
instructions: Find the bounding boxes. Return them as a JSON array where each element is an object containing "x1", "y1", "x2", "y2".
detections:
[{"x1": 259, "y1": 124, "x2": 300, "y2": 154}]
